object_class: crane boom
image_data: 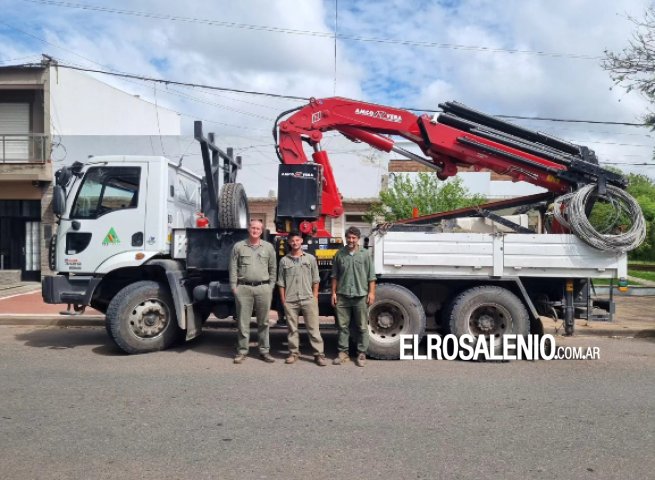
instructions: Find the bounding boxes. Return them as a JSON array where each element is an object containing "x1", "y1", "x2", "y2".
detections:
[{"x1": 274, "y1": 97, "x2": 626, "y2": 236}]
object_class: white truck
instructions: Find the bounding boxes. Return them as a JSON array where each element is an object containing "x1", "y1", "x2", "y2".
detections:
[{"x1": 42, "y1": 100, "x2": 639, "y2": 358}]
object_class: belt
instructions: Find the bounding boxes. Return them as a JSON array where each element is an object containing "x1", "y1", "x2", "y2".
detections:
[{"x1": 238, "y1": 281, "x2": 268, "y2": 286}]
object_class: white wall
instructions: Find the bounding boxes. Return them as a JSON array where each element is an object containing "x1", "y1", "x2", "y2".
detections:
[{"x1": 48, "y1": 66, "x2": 180, "y2": 135}]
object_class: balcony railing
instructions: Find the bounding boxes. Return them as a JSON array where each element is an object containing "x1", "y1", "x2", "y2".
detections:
[{"x1": 0, "y1": 134, "x2": 49, "y2": 163}]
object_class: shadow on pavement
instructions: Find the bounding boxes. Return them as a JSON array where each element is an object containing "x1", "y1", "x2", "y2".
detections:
[
  {"x1": 14, "y1": 325, "x2": 340, "y2": 359},
  {"x1": 14, "y1": 327, "x2": 123, "y2": 356}
]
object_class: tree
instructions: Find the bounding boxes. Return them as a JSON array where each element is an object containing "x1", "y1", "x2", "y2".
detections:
[
  {"x1": 625, "y1": 173, "x2": 655, "y2": 260},
  {"x1": 602, "y1": 9, "x2": 655, "y2": 259},
  {"x1": 602, "y1": 7, "x2": 655, "y2": 125},
  {"x1": 365, "y1": 173, "x2": 486, "y2": 222}
]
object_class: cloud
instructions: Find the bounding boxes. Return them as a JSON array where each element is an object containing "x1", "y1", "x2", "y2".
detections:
[{"x1": 1, "y1": 0, "x2": 653, "y2": 181}]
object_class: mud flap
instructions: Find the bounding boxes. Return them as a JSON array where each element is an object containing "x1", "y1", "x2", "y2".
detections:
[{"x1": 146, "y1": 259, "x2": 203, "y2": 342}]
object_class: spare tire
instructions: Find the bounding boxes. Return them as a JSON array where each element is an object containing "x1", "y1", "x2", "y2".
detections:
[{"x1": 219, "y1": 183, "x2": 249, "y2": 229}]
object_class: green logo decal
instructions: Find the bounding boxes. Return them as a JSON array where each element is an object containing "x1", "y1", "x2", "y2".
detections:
[{"x1": 102, "y1": 227, "x2": 120, "y2": 246}]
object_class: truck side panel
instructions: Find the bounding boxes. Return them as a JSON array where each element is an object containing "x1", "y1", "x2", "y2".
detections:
[{"x1": 374, "y1": 231, "x2": 627, "y2": 280}]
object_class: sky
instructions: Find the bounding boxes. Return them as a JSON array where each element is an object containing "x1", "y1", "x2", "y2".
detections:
[{"x1": 1, "y1": 0, "x2": 654, "y2": 185}]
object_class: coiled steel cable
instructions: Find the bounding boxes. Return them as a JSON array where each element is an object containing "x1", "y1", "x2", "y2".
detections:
[{"x1": 551, "y1": 184, "x2": 646, "y2": 252}]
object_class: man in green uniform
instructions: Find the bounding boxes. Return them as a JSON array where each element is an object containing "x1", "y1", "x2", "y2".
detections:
[
  {"x1": 331, "y1": 226, "x2": 376, "y2": 367},
  {"x1": 277, "y1": 231, "x2": 327, "y2": 367},
  {"x1": 229, "y1": 219, "x2": 277, "y2": 364}
]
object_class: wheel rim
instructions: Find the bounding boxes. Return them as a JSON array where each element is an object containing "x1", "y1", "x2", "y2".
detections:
[
  {"x1": 128, "y1": 298, "x2": 170, "y2": 339},
  {"x1": 467, "y1": 303, "x2": 512, "y2": 337},
  {"x1": 369, "y1": 300, "x2": 409, "y2": 344}
]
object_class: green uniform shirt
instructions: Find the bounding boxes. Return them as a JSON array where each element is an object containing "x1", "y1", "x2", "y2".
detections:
[
  {"x1": 277, "y1": 252, "x2": 320, "y2": 302},
  {"x1": 331, "y1": 246, "x2": 376, "y2": 297},
  {"x1": 229, "y1": 240, "x2": 277, "y2": 290}
]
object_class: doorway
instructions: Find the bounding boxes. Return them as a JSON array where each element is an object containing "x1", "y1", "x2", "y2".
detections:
[{"x1": 0, "y1": 200, "x2": 41, "y2": 281}]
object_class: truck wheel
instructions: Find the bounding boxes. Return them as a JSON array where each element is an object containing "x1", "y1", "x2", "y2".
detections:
[
  {"x1": 219, "y1": 183, "x2": 249, "y2": 229},
  {"x1": 106, "y1": 281, "x2": 182, "y2": 354},
  {"x1": 447, "y1": 286, "x2": 529, "y2": 357},
  {"x1": 367, "y1": 284, "x2": 426, "y2": 360}
]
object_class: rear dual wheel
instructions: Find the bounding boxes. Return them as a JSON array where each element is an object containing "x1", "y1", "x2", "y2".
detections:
[
  {"x1": 367, "y1": 284, "x2": 426, "y2": 359},
  {"x1": 446, "y1": 286, "x2": 529, "y2": 357}
]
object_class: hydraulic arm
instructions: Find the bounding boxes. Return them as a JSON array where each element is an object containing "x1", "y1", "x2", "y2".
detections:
[{"x1": 274, "y1": 97, "x2": 626, "y2": 236}]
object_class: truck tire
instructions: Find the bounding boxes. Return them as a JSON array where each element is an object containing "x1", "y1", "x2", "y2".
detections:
[
  {"x1": 219, "y1": 182, "x2": 249, "y2": 229},
  {"x1": 367, "y1": 284, "x2": 426, "y2": 360},
  {"x1": 447, "y1": 286, "x2": 529, "y2": 357},
  {"x1": 106, "y1": 280, "x2": 182, "y2": 354}
]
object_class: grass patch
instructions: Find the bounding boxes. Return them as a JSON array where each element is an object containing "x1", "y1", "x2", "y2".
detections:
[
  {"x1": 591, "y1": 269, "x2": 655, "y2": 286},
  {"x1": 629, "y1": 269, "x2": 655, "y2": 283}
]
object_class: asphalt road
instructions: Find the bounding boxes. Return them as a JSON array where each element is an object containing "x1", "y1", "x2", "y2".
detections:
[{"x1": 0, "y1": 325, "x2": 653, "y2": 480}]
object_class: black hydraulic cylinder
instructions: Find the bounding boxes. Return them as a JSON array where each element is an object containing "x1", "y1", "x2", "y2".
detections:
[
  {"x1": 439, "y1": 112, "x2": 575, "y2": 167},
  {"x1": 439, "y1": 101, "x2": 589, "y2": 159}
]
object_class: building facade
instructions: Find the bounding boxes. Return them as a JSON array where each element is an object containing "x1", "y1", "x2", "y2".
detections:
[{"x1": 0, "y1": 59, "x2": 179, "y2": 284}]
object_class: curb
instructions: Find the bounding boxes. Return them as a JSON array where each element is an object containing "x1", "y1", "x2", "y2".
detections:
[
  {"x1": 0, "y1": 315, "x2": 105, "y2": 327},
  {"x1": 543, "y1": 325, "x2": 655, "y2": 339}
]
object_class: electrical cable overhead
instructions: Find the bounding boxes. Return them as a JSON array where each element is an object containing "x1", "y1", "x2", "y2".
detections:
[
  {"x1": 22, "y1": 0, "x2": 601, "y2": 60},
  {"x1": 0, "y1": 21, "x2": 644, "y2": 129},
  {"x1": 19, "y1": 62, "x2": 648, "y2": 128},
  {"x1": 48, "y1": 63, "x2": 309, "y2": 101}
]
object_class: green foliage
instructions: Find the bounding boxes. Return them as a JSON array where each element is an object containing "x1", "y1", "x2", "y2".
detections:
[
  {"x1": 588, "y1": 172, "x2": 655, "y2": 260},
  {"x1": 365, "y1": 173, "x2": 486, "y2": 222},
  {"x1": 626, "y1": 173, "x2": 655, "y2": 260}
]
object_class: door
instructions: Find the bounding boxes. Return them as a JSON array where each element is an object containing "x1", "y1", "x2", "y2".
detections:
[
  {"x1": 0, "y1": 103, "x2": 30, "y2": 161},
  {"x1": 57, "y1": 164, "x2": 146, "y2": 274},
  {"x1": 0, "y1": 200, "x2": 40, "y2": 280},
  {"x1": 23, "y1": 220, "x2": 40, "y2": 281}
]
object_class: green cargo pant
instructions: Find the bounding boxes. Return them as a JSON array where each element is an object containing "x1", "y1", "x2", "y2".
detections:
[
  {"x1": 235, "y1": 284, "x2": 272, "y2": 355},
  {"x1": 335, "y1": 295, "x2": 369, "y2": 354},
  {"x1": 284, "y1": 297, "x2": 324, "y2": 356}
]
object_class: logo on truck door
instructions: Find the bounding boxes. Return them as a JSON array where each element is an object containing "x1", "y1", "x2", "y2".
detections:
[{"x1": 102, "y1": 227, "x2": 121, "y2": 246}]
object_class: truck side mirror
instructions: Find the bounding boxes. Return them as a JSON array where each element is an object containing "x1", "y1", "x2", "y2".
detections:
[{"x1": 53, "y1": 185, "x2": 66, "y2": 216}]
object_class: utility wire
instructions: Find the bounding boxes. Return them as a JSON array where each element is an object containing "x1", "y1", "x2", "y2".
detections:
[
  {"x1": 1, "y1": 19, "x2": 646, "y2": 128},
  {"x1": 48, "y1": 63, "x2": 309, "y2": 101},
  {"x1": 22, "y1": 0, "x2": 601, "y2": 60},
  {"x1": 14, "y1": 62, "x2": 645, "y2": 128},
  {"x1": 333, "y1": 0, "x2": 338, "y2": 96}
]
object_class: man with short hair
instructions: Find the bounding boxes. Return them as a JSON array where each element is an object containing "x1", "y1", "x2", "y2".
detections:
[
  {"x1": 277, "y1": 231, "x2": 327, "y2": 367},
  {"x1": 331, "y1": 226, "x2": 376, "y2": 367},
  {"x1": 229, "y1": 219, "x2": 277, "y2": 364}
]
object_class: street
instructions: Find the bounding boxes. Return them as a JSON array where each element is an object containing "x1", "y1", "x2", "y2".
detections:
[{"x1": 0, "y1": 325, "x2": 653, "y2": 480}]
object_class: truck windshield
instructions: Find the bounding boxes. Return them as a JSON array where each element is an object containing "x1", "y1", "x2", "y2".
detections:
[{"x1": 71, "y1": 166, "x2": 141, "y2": 219}]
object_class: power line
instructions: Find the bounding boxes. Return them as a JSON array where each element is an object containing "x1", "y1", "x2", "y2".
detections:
[
  {"x1": 404, "y1": 106, "x2": 647, "y2": 127},
  {"x1": 600, "y1": 162, "x2": 654, "y2": 166},
  {"x1": 22, "y1": 0, "x2": 601, "y2": 60},
  {"x1": 26, "y1": 62, "x2": 650, "y2": 128},
  {"x1": 49, "y1": 63, "x2": 309, "y2": 101},
  {"x1": 1, "y1": 19, "x2": 645, "y2": 128},
  {"x1": 495, "y1": 114, "x2": 646, "y2": 127},
  {"x1": 0, "y1": 23, "x2": 281, "y2": 127}
]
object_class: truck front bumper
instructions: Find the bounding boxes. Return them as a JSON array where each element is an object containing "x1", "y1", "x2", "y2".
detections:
[{"x1": 42, "y1": 275, "x2": 101, "y2": 306}]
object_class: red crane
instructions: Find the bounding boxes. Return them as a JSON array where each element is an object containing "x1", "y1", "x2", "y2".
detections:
[{"x1": 274, "y1": 97, "x2": 625, "y2": 237}]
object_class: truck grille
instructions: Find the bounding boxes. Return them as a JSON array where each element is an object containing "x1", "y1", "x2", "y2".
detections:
[{"x1": 49, "y1": 233, "x2": 57, "y2": 271}]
